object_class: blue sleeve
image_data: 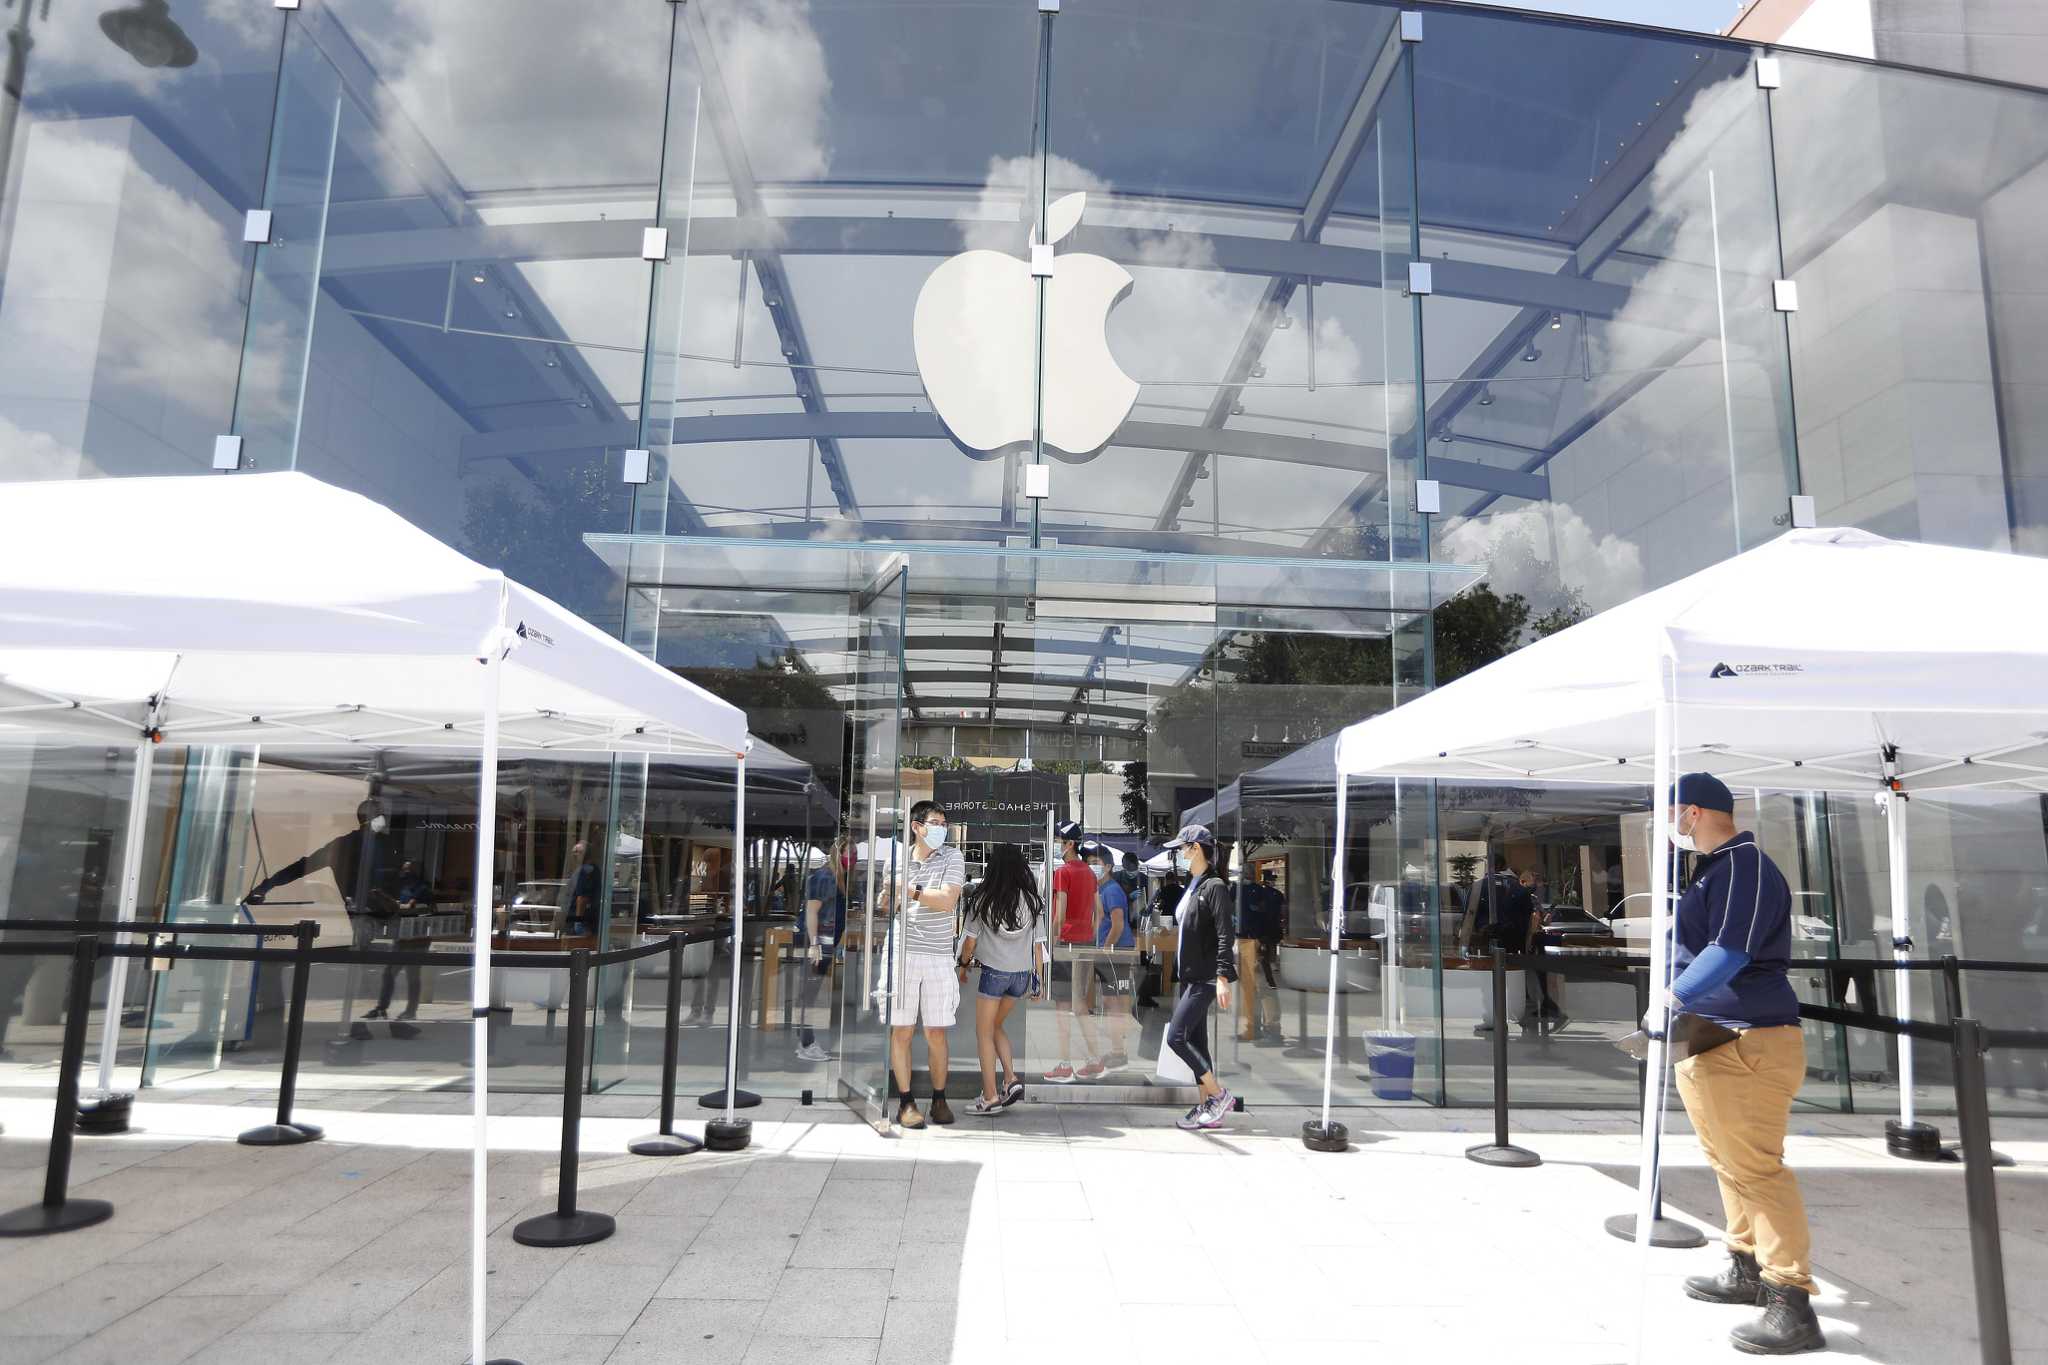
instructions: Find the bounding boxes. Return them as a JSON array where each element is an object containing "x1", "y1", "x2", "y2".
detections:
[{"x1": 1672, "y1": 943, "x2": 1750, "y2": 1007}]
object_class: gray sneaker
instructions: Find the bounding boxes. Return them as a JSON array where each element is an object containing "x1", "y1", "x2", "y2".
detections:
[
  {"x1": 1174, "y1": 1102, "x2": 1206, "y2": 1131},
  {"x1": 1197, "y1": 1090, "x2": 1233, "y2": 1130}
]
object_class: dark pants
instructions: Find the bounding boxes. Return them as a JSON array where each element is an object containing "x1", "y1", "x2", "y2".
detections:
[
  {"x1": 1166, "y1": 983, "x2": 1216, "y2": 1080},
  {"x1": 376, "y1": 958, "x2": 421, "y2": 1013}
]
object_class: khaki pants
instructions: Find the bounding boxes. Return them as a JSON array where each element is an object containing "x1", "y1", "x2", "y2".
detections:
[{"x1": 1675, "y1": 1024, "x2": 1816, "y2": 1294}]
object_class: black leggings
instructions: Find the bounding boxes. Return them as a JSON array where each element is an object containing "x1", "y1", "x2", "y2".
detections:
[{"x1": 1166, "y1": 983, "x2": 1216, "y2": 1080}]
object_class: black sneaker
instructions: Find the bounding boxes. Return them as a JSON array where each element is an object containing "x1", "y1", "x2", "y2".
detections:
[{"x1": 1730, "y1": 1282, "x2": 1826, "y2": 1355}]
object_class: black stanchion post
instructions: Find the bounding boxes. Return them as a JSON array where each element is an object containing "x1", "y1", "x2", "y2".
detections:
[
  {"x1": 513, "y1": 950, "x2": 615, "y2": 1247},
  {"x1": 241, "y1": 921, "x2": 324, "y2": 1146},
  {"x1": 1603, "y1": 965, "x2": 1707, "y2": 1249},
  {"x1": 0, "y1": 937, "x2": 115, "y2": 1236},
  {"x1": 1950, "y1": 1017, "x2": 2011, "y2": 1365},
  {"x1": 1466, "y1": 947, "x2": 1540, "y2": 1168},
  {"x1": 631, "y1": 934, "x2": 703, "y2": 1157}
]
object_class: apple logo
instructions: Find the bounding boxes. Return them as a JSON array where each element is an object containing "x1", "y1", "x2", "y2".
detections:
[{"x1": 912, "y1": 192, "x2": 1139, "y2": 460}]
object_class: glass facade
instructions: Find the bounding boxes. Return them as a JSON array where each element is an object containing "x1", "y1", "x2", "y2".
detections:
[{"x1": 3, "y1": 0, "x2": 2045, "y2": 1116}]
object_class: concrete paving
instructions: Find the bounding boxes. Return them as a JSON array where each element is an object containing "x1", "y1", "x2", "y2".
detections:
[{"x1": 0, "y1": 1086, "x2": 2041, "y2": 1364}]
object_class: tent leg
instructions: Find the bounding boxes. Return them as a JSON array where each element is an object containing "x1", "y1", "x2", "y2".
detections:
[
  {"x1": 1882, "y1": 791, "x2": 1944, "y2": 1161},
  {"x1": 1631, "y1": 683, "x2": 1678, "y2": 1365},
  {"x1": 87, "y1": 736, "x2": 156, "y2": 1123},
  {"x1": 1303, "y1": 765, "x2": 1349, "y2": 1153},
  {"x1": 471, "y1": 646, "x2": 520, "y2": 1365},
  {"x1": 708, "y1": 749, "x2": 752, "y2": 1153}
]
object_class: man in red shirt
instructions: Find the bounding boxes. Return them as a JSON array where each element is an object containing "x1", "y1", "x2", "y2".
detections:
[{"x1": 1046, "y1": 821, "x2": 1100, "y2": 1082}]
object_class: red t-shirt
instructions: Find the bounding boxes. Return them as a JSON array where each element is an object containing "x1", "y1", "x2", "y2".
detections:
[{"x1": 1053, "y1": 857, "x2": 1097, "y2": 944}]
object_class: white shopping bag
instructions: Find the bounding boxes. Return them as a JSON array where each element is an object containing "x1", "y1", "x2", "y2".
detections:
[{"x1": 1152, "y1": 1036, "x2": 1196, "y2": 1086}]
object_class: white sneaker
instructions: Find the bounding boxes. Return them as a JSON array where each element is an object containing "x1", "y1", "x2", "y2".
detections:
[{"x1": 795, "y1": 1041, "x2": 831, "y2": 1063}]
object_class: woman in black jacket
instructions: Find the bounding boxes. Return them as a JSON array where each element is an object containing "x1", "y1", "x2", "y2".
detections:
[{"x1": 1163, "y1": 824, "x2": 1236, "y2": 1130}]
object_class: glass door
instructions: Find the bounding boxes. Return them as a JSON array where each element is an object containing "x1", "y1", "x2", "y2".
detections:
[{"x1": 839, "y1": 556, "x2": 908, "y2": 1129}]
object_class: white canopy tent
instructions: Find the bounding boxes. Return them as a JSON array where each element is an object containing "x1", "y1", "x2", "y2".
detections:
[
  {"x1": 0, "y1": 473, "x2": 752, "y2": 1364},
  {"x1": 1320, "y1": 528, "x2": 2048, "y2": 1290}
]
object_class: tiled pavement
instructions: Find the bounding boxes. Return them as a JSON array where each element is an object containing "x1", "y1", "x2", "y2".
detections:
[{"x1": 0, "y1": 1087, "x2": 2042, "y2": 1364}]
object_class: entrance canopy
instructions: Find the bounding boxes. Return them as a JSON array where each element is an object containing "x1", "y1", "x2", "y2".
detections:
[
  {"x1": 0, "y1": 473, "x2": 747, "y2": 758},
  {"x1": 1336, "y1": 529, "x2": 2048, "y2": 795}
]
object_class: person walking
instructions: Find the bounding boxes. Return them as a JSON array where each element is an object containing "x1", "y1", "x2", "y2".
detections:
[
  {"x1": 1661, "y1": 773, "x2": 1826, "y2": 1355},
  {"x1": 794, "y1": 836, "x2": 848, "y2": 1064},
  {"x1": 956, "y1": 842, "x2": 1045, "y2": 1115},
  {"x1": 1161, "y1": 824, "x2": 1235, "y2": 1130},
  {"x1": 1085, "y1": 839, "x2": 1133, "y2": 1072},
  {"x1": 889, "y1": 800, "x2": 965, "y2": 1129},
  {"x1": 1045, "y1": 821, "x2": 1099, "y2": 1083}
]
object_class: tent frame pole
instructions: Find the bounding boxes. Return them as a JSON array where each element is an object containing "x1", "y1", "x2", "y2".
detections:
[
  {"x1": 1632, "y1": 666, "x2": 1677, "y2": 1361},
  {"x1": 1883, "y1": 785, "x2": 1945, "y2": 1160},
  {"x1": 1303, "y1": 747, "x2": 1350, "y2": 1152},
  {"x1": 707, "y1": 745, "x2": 754, "y2": 1151},
  {"x1": 471, "y1": 631, "x2": 506, "y2": 1365},
  {"x1": 92, "y1": 728, "x2": 157, "y2": 1098}
]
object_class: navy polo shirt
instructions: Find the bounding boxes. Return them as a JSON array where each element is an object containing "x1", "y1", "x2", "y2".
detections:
[{"x1": 1670, "y1": 832, "x2": 1801, "y2": 1030}]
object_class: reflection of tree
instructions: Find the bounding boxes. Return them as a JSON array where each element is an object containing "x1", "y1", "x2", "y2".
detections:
[
  {"x1": 461, "y1": 463, "x2": 623, "y2": 618},
  {"x1": 1121, "y1": 760, "x2": 1148, "y2": 833}
]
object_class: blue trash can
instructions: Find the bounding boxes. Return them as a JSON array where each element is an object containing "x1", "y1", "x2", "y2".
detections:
[{"x1": 1364, "y1": 1029, "x2": 1417, "y2": 1101}]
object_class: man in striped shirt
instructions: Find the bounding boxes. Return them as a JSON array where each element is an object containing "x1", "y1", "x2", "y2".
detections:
[
  {"x1": 889, "y1": 799, "x2": 965, "y2": 1128},
  {"x1": 1663, "y1": 772, "x2": 1824, "y2": 1356}
]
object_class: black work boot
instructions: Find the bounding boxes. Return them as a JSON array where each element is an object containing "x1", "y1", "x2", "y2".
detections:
[
  {"x1": 1730, "y1": 1281, "x2": 1826, "y2": 1355},
  {"x1": 928, "y1": 1090, "x2": 955, "y2": 1125},
  {"x1": 1685, "y1": 1249, "x2": 1765, "y2": 1306}
]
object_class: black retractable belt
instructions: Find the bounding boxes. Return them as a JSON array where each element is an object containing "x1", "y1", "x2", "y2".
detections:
[{"x1": 0, "y1": 937, "x2": 115, "y2": 1236}]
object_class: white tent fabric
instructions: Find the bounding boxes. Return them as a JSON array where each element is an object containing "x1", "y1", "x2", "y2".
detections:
[
  {"x1": 1324, "y1": 527, "x2": 2048, "y2": 1358},
  {"x1": 0, "y1": 472, "x2": 750, "y2": 1364}
]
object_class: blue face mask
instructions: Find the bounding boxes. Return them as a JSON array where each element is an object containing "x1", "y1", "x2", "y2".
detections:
[
  {"x1": 921, "y1": 825, "x2": 948, "y2": 850},
  {"x1": 1175, "y1": 851, "x2": 1193, "y2": 874}
]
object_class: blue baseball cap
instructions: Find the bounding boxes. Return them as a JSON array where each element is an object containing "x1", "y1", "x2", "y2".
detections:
[
  {"x1": 1164, "y1": 823, "x2": 1215, "y2": 850},
  {"x1": 1671, "y1": 772, "x2": 1734, "y2": 813}
]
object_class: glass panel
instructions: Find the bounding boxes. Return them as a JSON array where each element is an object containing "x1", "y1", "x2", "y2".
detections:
[
  {"x1": 1771, "y1": 53, "x2": 2048, "y2": 555},
  {"x1": 228, "y1": 0, "x2": 675, "y2": 625},
  {"x1": 840, "y1": 561, "x2": 907, "y2": 1126},
  {"x1": 1042, "y1": 1, "x2": 1423, "y2": 561},
  {"x1": 0, "y1": 2, "x2": 283, "y2": 482},
  {"x1": 643, "y1": 0, "x2": 1040, "y2": 545},
  {"x1": 1413, "y1": 13, "x2": 1795, "y2": 601}
]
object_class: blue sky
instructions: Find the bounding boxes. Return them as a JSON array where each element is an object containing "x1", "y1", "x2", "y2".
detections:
[{"x1": 1485, "y1": 0, "x2": 1746, "y2": 33}]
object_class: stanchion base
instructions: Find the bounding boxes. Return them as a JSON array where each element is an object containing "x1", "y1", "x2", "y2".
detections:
[
  {"x1": 697, "y1": 1088, "x2": 761, "y2": 1110},
  {"x1": 1280, "y1": 1044, "x2": 1322, "y2": 1060},
  {"x1": 238, "y1": 1122, "x2": 324, "y2": 1147},
  {"x1": 510, "y1": 1209, "x2": 616, "y2": 1247},
  {"x1": 1604, "y1": 1213, "x2": 1708, "y2": 1248},
  {"x1": 628, "y1": 1131, "x2": 705, "y2": 1157},
  {"x1": 74, "y1": 1091, "x2": 134, "y2": 1135},
  {"x1": 0, "y1": 1198, "x2": 114, "y2": 1237},
  {"x1": 1465, "y1": 1142, "x2": 1542, "y2": 1168},
  {"x1": 1301, "y1": 1120, "x2": 1349, "y2": 1153},
  {"x1": 705, "y1": 1117, "x2": 752, "y2": 1152},
  {"x1": 1886, "y1": 1119, "x2": 1950, "y2": 1162}
]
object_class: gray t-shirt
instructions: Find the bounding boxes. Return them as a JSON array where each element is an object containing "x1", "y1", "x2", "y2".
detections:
[
  {"x1": 901, "y1": 844, "x2": 966, "y2": 957},
  {"x1": 965, "y1": 899, "x2": 1047, "y2": 974}
]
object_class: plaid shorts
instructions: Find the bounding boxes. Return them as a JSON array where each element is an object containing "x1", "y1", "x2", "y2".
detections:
[{"x1": 890, "y1": 951, "x2": 960, "y2": 1028}]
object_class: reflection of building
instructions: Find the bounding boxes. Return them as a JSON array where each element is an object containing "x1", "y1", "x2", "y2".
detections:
[{"x1": 2, "y1": 1, "x2": 2046, "y2": 1111}]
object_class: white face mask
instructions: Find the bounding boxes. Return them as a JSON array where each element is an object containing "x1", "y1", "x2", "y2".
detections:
[
  {"x1": 1670, "y1": 808, "x2": 1697, "y2": 853},
  {"x1": 1175, "y1": 851, "x2": 1193, "y2": 874},
  {"x1": 368, "y1": 815, "x2": 389, "y2": 835},
  {"x1": 921, "y1": 825, "x2": 947, "y2": 850}
]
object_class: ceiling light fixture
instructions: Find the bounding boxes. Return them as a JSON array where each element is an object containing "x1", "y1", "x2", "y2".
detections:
[
  {"x1": 99, "y1": 0, "x2": 197, "y2": 69},
  {"x1": 1549, "y1": 313, "x2": 1563, "y2": 330},
  {"x1": 1523, "y1": 347, "x2": 1541, "y2": 363},
  {"x1": 1477, "y1": 387, "x2": 1493, "y2": 406}
]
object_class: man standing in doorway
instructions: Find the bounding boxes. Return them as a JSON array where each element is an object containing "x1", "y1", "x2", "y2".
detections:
[
  {"x1": 1664, "y1": 773, "x2": 1825, "y2": 1355},
  {"x1": 890, "y1": 801, "x2": 964, "y2": 1128},
  {"x1": 1085, "y1": 840, "x2": 1132, "y2": 1072},
  {"x1": 561, "y1": 841, "x2": 600, "y2": 938},
  {"x1": 1045, "y1": 820, "x2": 1099, "y2": 1082}
]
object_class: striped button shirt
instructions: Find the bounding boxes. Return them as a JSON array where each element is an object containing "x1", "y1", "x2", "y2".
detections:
[
  {"x1": 1671, "y1": 831, "x2": 1800, "y2": 1029},
  {"x1": 901, "y1": 844, "x2": 966, "y2": 957}
]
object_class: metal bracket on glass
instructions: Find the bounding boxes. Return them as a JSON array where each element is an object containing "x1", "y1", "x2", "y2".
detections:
[
  {"x1": 641, "y1": 227, "x2": 669, "y2": 262},
  {"x1": 1023, "y1": 464, "x2": 1051, "y2": 500},
  {"x1": 1038, "y1": 0, "x2": 1060, "y2": 12},
  {"x1": 1789, "y1": 494, "x2": 1816, "y2": 529},
  {"x1": 1407, "y1": 261, "x2": 1433, "y2": 297},
  {"x1": 1756, "y1": 56, "x2": 1782, "y2": 89},
  {"x1": 1400, "y1": 11, "x2": 1423, "y2": 42},
  {"x1": 1030, "y1": 243, "x2": 1054, "y2": 278},
  {"x1": 1414, "y1": 479, "x2": 1442, "y2": 515},
  {"x1": 623, "y1": 449, "x2": 652, "y2": 486},
  {"x1": 274, "y1": 0, "x2": 300, "y2": 9},
  {"x1": 1773, "y1": 279, "x2": 1800, "y2": 313},
  {"x1": 212, "y1": 435, "x2": 244, "y2": 472},
  {"x1": 242, "y1": 210, "x2": 273, "y2": 245}
]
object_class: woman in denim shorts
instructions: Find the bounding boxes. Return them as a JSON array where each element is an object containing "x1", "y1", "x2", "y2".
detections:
[{"x1": 956, "y1": 843, "x2": 1047, "y2": 1115}]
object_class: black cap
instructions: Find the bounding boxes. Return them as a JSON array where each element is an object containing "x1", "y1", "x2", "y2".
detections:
[
  {"x1": 1672, "y1": 772, "x2": 1735, "y2": 813},
  {"x1": 1163, "y1": 823, "x2": 1214, "y2": 850},
  {"x1": 1078, "y1": 838, "x2": 1107, "y2": 858},
  {"x1": 1055, "y1": 820, "x2": 1084, "y2": 841}
]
